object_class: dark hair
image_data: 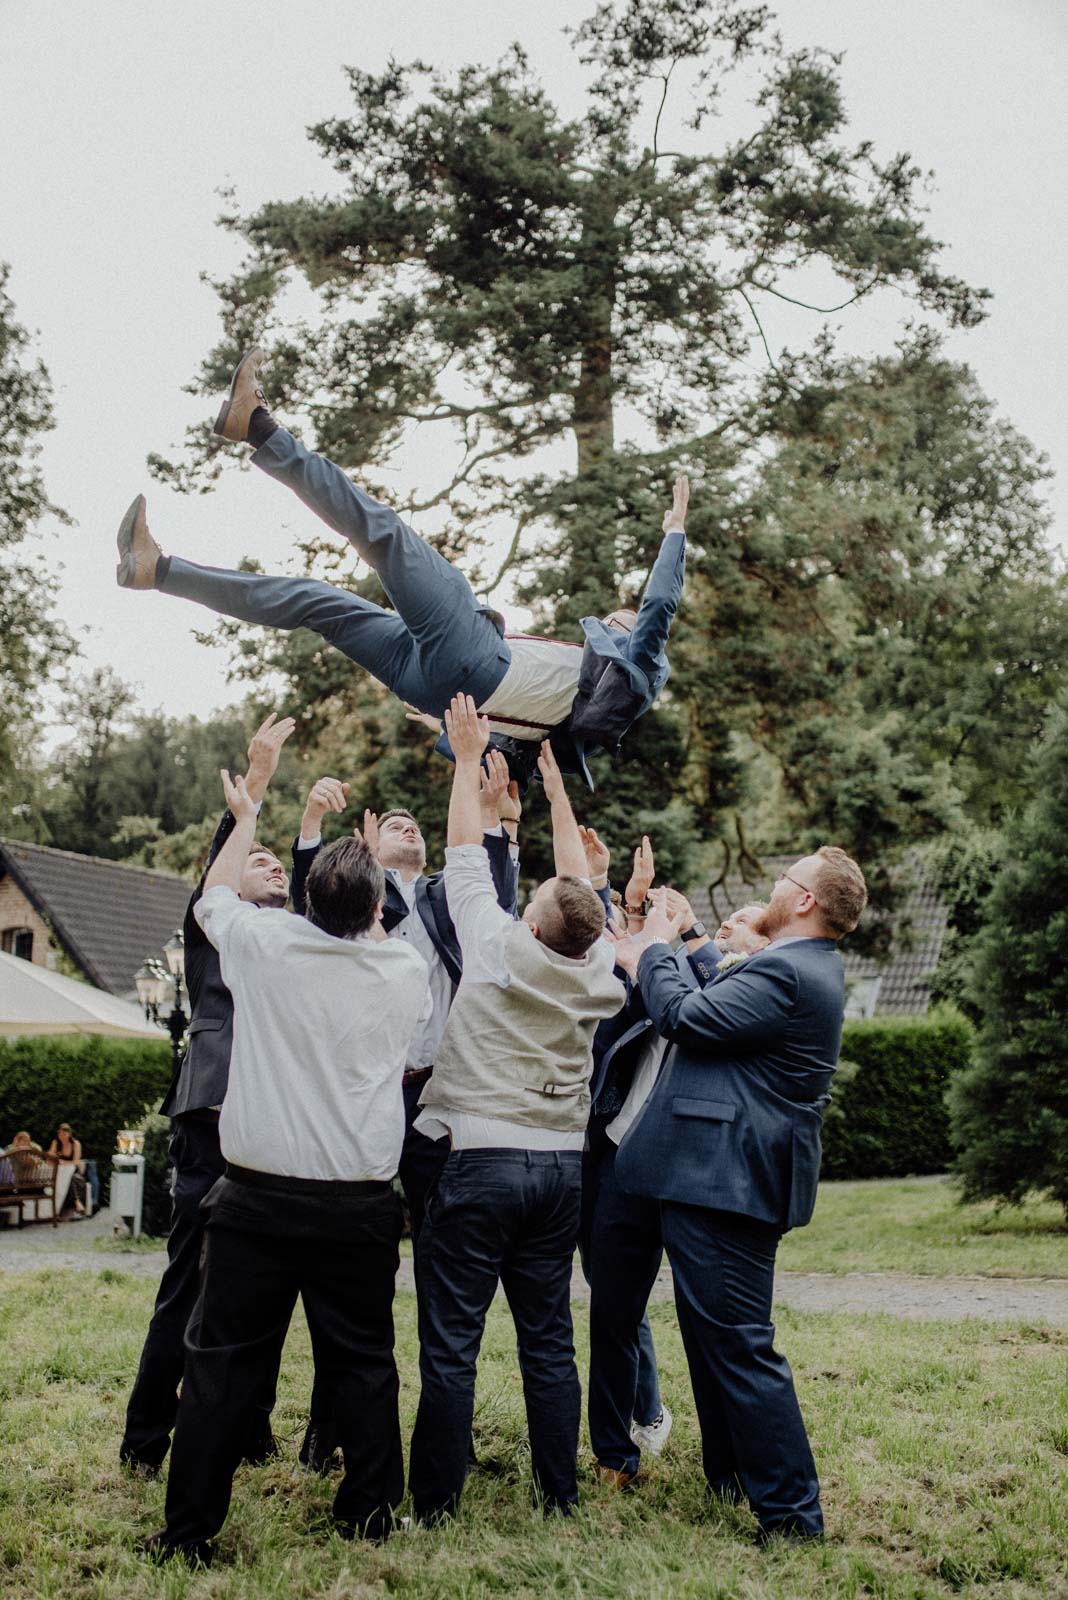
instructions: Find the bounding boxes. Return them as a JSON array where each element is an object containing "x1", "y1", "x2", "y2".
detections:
[
  {"x1": 537, "y1": 876, "x2": 606, "y2": 959},
  {"x1": 377, "y1": 808, "x2": 418, "y2": 829},
  {"x1": 304, "y1": 836, "x2": 385, "y2": 940}
]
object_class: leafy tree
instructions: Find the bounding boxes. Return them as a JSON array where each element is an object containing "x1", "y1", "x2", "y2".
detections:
[
  {"x1": 0, "y1": 261, "x2": 75, "y2": 836},
  {"x1": 42, "y1": 683, "x2": 303, "y2": 864},
  {"x1": 948, "y1": 701, "x2": 1068, "y2": 1215},
  {"x1": 149, "y1": 2, "x2": 1068, "y2": 902}
]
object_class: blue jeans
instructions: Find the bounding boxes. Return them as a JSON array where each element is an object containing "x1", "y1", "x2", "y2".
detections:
[
  {"x1": 409, "y1": 1149, "x2": 583, "y2": 1522},
  {"x1": 662, "y1": 1202, "x2": 823, "y2": 1537},
  {"x1": 581, "y1": 1140, "x2": 664, "y2": 1475},
  {"x1": 159, "y1": 429, "x2": 511, "y2": 717}
]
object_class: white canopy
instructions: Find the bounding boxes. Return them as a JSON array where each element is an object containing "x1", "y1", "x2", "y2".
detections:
[{"x1": 0, "y1": 951, "x2": 165, "y2": 1038}]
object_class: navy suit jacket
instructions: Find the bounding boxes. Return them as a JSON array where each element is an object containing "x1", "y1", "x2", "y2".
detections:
[
  {"x1": 614, "y1": 938, "x2": 845, "y2": 1232},
  {"x1": 289, "y1": 829, "x2": 517, "y2": 987}
]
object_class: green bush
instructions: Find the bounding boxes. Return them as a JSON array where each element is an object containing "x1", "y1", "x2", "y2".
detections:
[
  {"x1": 822, "y1": 1008, "x2": 974, "y2": 1179},
  {"x1": 0, "y1": 1035, "x2": 173, "y2": 1202}
]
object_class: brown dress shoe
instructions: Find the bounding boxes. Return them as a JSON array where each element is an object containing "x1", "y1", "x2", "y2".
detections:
[
  {"x1": 593, "y1": 1463, "x2": 638, "y2": 1489},
  {"x1": 115, "y1": 495, "x2": 162, "y2": 589},
  {"x1": 213, "y1": 347, "x2": 270, "y2": 442}
]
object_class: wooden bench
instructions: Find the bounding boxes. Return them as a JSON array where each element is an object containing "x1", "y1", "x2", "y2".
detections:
[{"x1": 0, "y1": 1151, "x2": 60, "y2": 1228}]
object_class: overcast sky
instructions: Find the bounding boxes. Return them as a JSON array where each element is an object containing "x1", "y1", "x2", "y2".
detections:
[{"x1": 3, "y1": 0, "x2": 1066, "y2": 735}]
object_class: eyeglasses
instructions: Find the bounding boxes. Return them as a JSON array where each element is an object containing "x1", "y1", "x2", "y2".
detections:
[{"x1": 778, "y1": 872, "x2": 818, "y2": 904}]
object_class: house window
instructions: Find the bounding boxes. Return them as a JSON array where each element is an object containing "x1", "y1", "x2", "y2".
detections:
[{"x1": 1, "y1": 927, "x2": 34, "y2": 962}]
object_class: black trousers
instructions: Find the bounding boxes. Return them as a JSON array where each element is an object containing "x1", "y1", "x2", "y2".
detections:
[
  {"x1": 297, "y1": 1071, "x2": 448, "y2": 1472},
  {"x1": 121, "y1": 1115, "x2": 253, "y2": 1469},
  {"x1": 583, "y1": 1138, "x2": 665, "y2": 1475},
  {"x1": 408, "y1": 1148, "x2": 583, "y2": 1522},
  {"x1": 400, "y1": 1070, "x2": 450, "y2": 1245},
  {"x1": 163, "y1": 1169, "x2": 405, "y2": 1550},
  {"x1": 662, "y1": 1202, "x2": 823, "y2": 1537}
]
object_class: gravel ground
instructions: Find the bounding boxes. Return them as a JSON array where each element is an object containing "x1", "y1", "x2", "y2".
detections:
[{"x1": 3, "y1": 1209, "x2": 1067, "y2": 1325}]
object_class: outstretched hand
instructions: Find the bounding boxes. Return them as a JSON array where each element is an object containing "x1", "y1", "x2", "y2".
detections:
[
  {"x1": 444, "y1": 693, "x2": 489, "y2": 764},
  {"x1": 537, "y1": 740, "x2": 567, "y2": 806},
  {"x1": 355, "y1": 809, "x2": 380, "y2": 856},
  {"x1": 644, "y1": 885, "x2": 684, "y2": 945},
  {"x1": 479, "y1": 749, "x2": 512, "y2": 824},
  {"x1": 578, "y1": 825, "x2": 610, "y2": 884},
  {"x1": 663, "y1": 474, "x2": 689, "y2": 534},
  {"x1": 246, "y1": 711, "x2": 297, "y2": 778},
  {"x1": 625, "y1": 835, "x2": 655, "y2": 910},
  {"x1": 404, "y1": 704, "x2": 443, "y2": 735},
  {"x1": 603, "y1": 924, "x2": 643, "y2": 978},
  {"x1": 220, "y1": 768, "x2": 258, "y2": 824},
  {"x1": 301, "y1": 776, "x2": 349, "y2": 837}
]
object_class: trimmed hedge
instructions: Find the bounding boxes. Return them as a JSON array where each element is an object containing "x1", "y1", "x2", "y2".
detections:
[
  {"x1": 822, "y1": 1008, "x2": 974, "y2": 1179},
  {"x1": 0, "y1": 1035, "x2": 173, "y2": 1201}
]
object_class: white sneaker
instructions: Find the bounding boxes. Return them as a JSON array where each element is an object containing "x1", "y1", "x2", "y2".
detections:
[{"x1": 630, "y1": 1403, "x2": 672, "y2": 1457}]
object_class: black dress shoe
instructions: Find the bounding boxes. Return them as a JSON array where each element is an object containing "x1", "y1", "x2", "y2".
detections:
[
  {"x1": 138, "y1": 1529, "x2": 213, "y2": 1566},
  {"x1": 757, "y1": 1522, "x2": 824, "y2": 1547},
  {"x1": 119, "y1": 1448, "x2": 161, "y2": 1480},
  {"x1": 241, "y1": 1429, "x2": 281, "y2": 1467},
  {"x1": 298, "y1": 1420, "x2": 341, "y2": 1475}
]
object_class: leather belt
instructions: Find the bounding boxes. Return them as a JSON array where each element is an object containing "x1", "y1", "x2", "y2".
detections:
[{"x1": 402, "y1": 1066, "x2": 433, "y2": 1086}]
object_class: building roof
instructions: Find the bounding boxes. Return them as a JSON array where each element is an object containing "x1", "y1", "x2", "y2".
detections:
[
  {"x1": 688, "y1": 851, "x2": 947, "y2": 1016},
  {"x1": 0, "y1": 838, "x2": 192, "y2": 1000}
]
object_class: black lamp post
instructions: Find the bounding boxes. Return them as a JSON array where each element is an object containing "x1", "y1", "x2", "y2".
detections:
[{"x1": 135, "y1": 929, "x2": 188, "y2": 1075}]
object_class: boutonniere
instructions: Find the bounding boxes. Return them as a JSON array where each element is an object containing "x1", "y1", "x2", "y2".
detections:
[{"x1": 716, "y1": 950, "x2": 749, "y2": 972}]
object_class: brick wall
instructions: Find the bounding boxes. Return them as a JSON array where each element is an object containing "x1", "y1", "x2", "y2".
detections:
[{"x1": 0, "y1": 874, "x2": 58, "y2": 968}]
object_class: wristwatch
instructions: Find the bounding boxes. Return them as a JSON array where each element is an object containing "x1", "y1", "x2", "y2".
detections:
[
  {"x1": 679, "y1": 921, "x2": 707, "y2": 943},
  {"x1": 625, "y1": 898, "x2": 651, "y2": 917}
]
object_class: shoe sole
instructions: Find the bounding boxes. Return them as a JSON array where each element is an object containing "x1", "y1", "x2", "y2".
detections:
[
  {"x1": 115, "y1": 494, "x2": 147, "y2": 587},
  {"x1": 213, "y1": 347, "x2": 264, "y2": 440}
]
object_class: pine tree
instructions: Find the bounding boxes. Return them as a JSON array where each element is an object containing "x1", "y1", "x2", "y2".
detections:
[{"x1": 948, "y1": 701, "x2": 1068, "y2": 1215}]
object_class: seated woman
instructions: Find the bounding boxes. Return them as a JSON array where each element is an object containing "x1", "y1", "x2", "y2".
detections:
[
  {"x1": 4, "y1": 1130, "x2": 42, "y2": 1154},
  {"x1": 47, "y1": 1123, "x2": 88, "y2": 1216}
]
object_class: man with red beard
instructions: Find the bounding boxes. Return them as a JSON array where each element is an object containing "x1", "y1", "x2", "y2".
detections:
[{"x1": 610, "y1": 848, "x2": 867, "y2": 1544}]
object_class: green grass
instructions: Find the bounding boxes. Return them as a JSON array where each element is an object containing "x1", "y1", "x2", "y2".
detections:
[
  {"x1": 1, "y1": 1271, "x2": 1066, "y2": 1599},
  {"x1": 779, "y1": 1178, "x2": 1068, "y2": 1279}
]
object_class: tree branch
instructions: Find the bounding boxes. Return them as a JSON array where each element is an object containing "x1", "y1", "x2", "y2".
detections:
[
  {"x1": 652, "y1": 62, "x2": 676, "y2": 160},
  {"x1": 752, "y1": 275, "x2": 883, "y2": 314},
  {"x1": 480, "y1": 513, "x2": 531, "y2": 597}
]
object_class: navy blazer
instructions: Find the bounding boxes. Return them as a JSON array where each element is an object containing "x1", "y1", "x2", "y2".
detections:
[
  {"x1": 437, "y1": 529, "x2": 685, "y2": 790},
  {"x1": 289, "y1": 829, "x2": 517, "y2": 987},
  {"x1": 614, "y1": 938, "x2": 845, "y2": 1232}
]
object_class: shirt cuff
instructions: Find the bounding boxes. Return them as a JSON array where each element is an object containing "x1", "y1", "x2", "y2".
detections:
[
  {"x1": 482, "y1": 824, "x2": 504, "y2": 838},
  {"x1": 297, "y1": 833, "x2": 321, "y2": 850},
  {"x1": 445, "y1": 843, "x2": 490, "y2": 863}
]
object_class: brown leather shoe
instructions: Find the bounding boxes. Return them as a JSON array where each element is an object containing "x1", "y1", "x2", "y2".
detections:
[
  {"x1": 212, "y1": 346, "x2": 270, "y2": 442},
  {"x1": 115, "y1": 494, "x2": 162, "y2": 589},
  {"x1": 593, "y1": 1463, "x2": 638, "y2": 1489}
]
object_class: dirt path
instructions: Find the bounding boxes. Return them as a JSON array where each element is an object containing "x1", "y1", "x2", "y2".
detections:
[{"x1": 3, "y1": 1212, "x2": 1067, "y2": 1325}]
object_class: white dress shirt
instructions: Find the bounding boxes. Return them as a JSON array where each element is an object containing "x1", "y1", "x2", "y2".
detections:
[
  {"x1": 478, "y1": 635, "x2": 584, "y2": 739},
  {"x1": 386, "y1": 871, "x2": 455, "y2": 1070},
  {"x1": 195, "y1": 885, "x2": 430, "y2": 1181}
]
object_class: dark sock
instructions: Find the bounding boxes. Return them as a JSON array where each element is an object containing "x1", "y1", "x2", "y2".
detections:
[
  {"x1": 247, "y1": 406, "x2": 278, "y2": 450},
  {"x1": 154, "y1": 553, "x2": 171, "y2": 587}
]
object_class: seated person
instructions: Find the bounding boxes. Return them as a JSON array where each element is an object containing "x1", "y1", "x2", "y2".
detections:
[
  {"x1": 5, "y1": 1130, "x2": 42, "y2": 1154},
  {"x1": 47, "y1": 1123, "x2": 88, "y2": 1215}
]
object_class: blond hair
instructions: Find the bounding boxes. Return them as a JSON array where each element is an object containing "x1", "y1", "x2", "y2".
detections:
[{"x1": 814, "y1": 847, "x2": 867, "y2": 939}]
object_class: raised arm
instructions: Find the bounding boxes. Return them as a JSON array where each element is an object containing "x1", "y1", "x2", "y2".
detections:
[
  {"x1": 627, "y1": 476, "x2": 688, "y2": 683},
  {"x1": 204, "y1": 771, "x2": 260, "y2": 895},
  {"x1": 537, "y1": 741, "x2": 587, "y2": 878},
  {"x1": 444, "y1": 693, "x2": 490, "y2": 846}
]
